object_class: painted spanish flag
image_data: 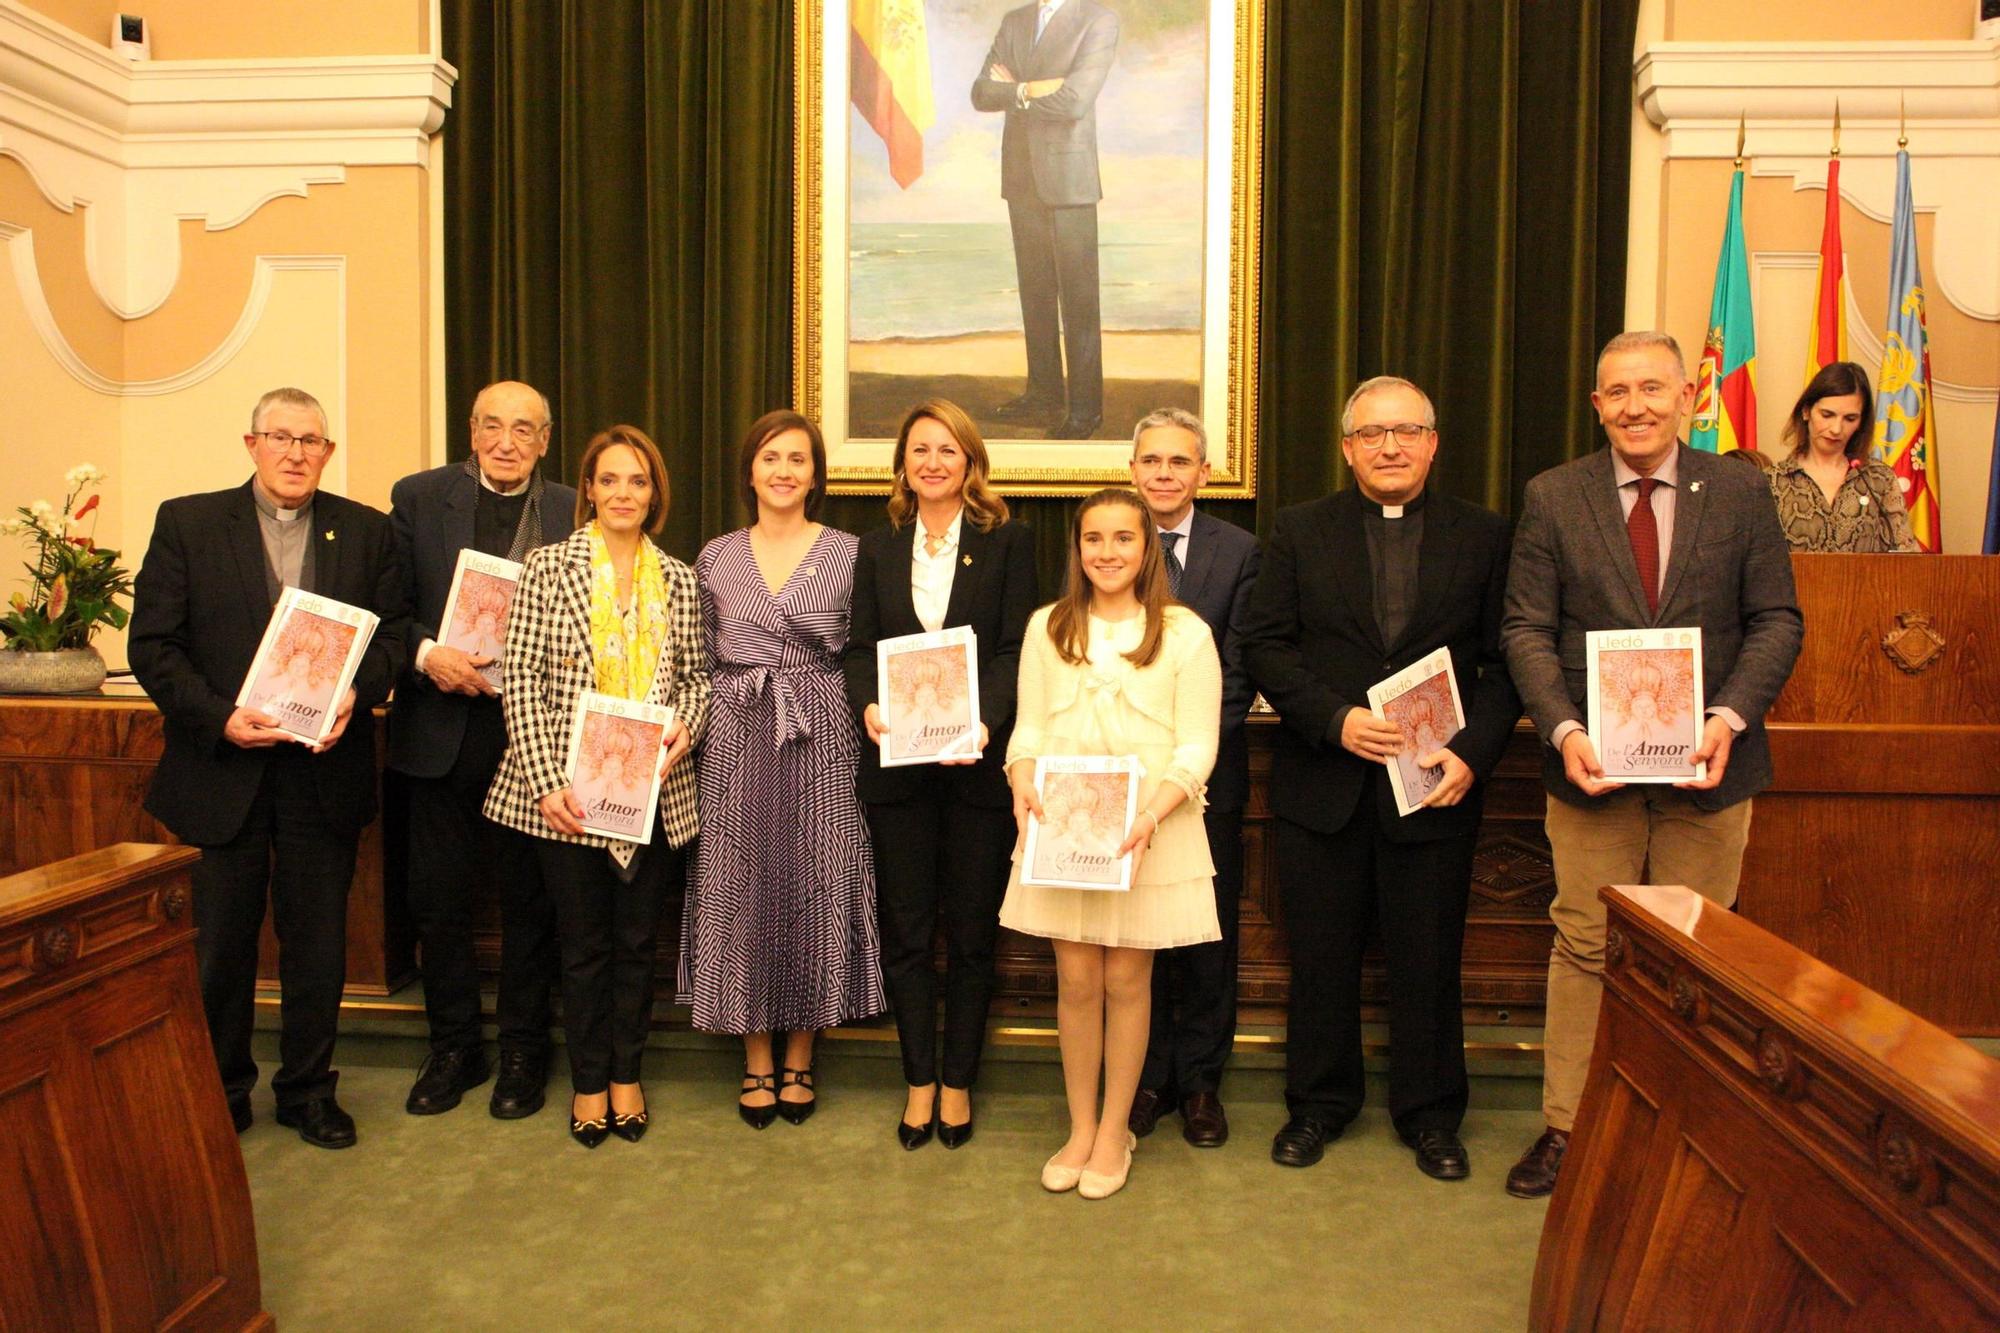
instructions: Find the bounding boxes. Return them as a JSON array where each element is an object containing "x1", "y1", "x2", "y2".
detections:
[
  {"x1": 1690, "y1": 167, "x2": 1758, "y2": 454},
  {"x1": 851, "y1": 0, "x2": 935, "y2": 189},
  {"x1": 1873, "y1": 149, "x2": 1941, "y2": 552},
  {"x1": 1803, "y1": 156, "x2": 1848, "y2": 381}
]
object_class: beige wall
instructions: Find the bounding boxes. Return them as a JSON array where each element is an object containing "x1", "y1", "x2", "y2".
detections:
[
  {"x1": 1664, "y1": 0, "x2": 1979, "y2": 41},
  {"x1": 19, "y1": 0, "x2": 428, "y2": 55}
]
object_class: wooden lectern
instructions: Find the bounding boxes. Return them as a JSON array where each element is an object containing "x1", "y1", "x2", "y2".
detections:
[
  {"x1": 0, "y1": 844, "x2": 271, "y2": 1331},
  {"x1": 1531, "y1": 883, "x2": 2000, "y2": 1329}
]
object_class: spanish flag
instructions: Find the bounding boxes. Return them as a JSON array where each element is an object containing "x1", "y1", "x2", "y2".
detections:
[
  {"x1": 1803, "y1": 157, "x2": 1848, "y2": 381},
  {"x1": 851, "y1": 0, "x2": 935, "y2": 189},
  {"x1": 1691, "y1": 167, "x2": 1758, "y2": 454},
  {"x1": 1873, "y1": 149, "x2": 1941, "y2": 552}
]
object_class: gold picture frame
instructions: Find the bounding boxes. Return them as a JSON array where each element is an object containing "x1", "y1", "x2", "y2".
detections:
[{"x1": 794, "y1": 0, "x2": 1264, "y2": 497}]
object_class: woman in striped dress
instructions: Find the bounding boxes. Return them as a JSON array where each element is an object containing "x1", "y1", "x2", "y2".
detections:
[{"x1": 680, "y1": 410, "x2": 886, "y2": 1127}]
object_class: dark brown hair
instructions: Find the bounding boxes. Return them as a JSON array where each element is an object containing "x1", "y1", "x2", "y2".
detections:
[
  {"x1": 1046, "y1": 488, "x2": 1170, "y2": 669},
  {"x1": 575, "y1": 425, "x2": 670, "y2": 535},
  {"x1": 737, "y1": 410, "x2": 828, "y2": 520},
  {"x1": 1781, "y1": 361, "x2": 1876, "y2": 462},
  {"x1": 887, "y1": 399, "x2": 1009, "y2": 532}
]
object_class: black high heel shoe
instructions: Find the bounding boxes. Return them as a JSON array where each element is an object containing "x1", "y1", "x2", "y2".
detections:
[
  {"x1": 898, "y1": 1090, "x2": 936, "y2": 1151},
  {"x1": 739, "y1": 1071, "x2": 778, "y2": 1130},
  {"x1": 776, "y1": 1065, "x2": 817, "y2": 1125},
  {"x1": 610, "y1": 1087, "x2": 649, "y2": 1143},
  {"x1": 938, "y1": 1097, "x2": 974, "y2": 1150},
  {"x1": 570, "y1": 1097, "x2": 610, "y2": 1149}
]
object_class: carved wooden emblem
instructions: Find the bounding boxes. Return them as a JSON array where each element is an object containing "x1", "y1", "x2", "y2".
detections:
[
  {"x1": 162, "y1": 886, "x2": 188, "y2": 921},
  {"x1": 1755, "y1": 1031, "x2": 1803, "y2": 1099},
  {"x1": 1881, "y1": 611, "x2": 1945, "y2": 675},
  {"x1": 1670, "y1": 970, "x2": 1706, "y2": 1025},
  {"x1": 1874, "y1": 1119, "x2": 1939, "y2": 1202},
  {"x1": 1605, "y1": 928, "x2": 1629, "y2": 971},
  {"x1": 33, "y1": 924, "x2": 76, "y2": 971}
]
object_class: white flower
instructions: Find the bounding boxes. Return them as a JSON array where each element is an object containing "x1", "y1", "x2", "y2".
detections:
[
  {"x1": 65, "y1": 463, "x2": 103, "y2": 487},
  {"x1": 0, "y1": 517, "x2": 20, "y2": 537},
  {"x1": 30, "y1": 499, "x2": 54, "y2": 521}
]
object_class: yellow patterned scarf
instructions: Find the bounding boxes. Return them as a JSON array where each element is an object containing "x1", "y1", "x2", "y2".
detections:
[{"x1": 586, "y1": 522, "x2": 669, "y2": 701}]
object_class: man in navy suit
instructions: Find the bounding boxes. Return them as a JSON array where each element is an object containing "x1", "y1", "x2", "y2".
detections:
[
  {"x1": 388, "y1": 381, "x2": 577, "y2": 1121},
  {"x1": 1242, "y1": 377, "x2": 1522, "y2": 1181},
  {"x1": 129, "y1": 386, "x2": 408, "y2": 1149},
  {"x1": 970, "y1": 0, "x2": 1119, "y2": 439},
  {"x1": 1123, "y1": 408, "x2": 1261, "y2": 1147}
]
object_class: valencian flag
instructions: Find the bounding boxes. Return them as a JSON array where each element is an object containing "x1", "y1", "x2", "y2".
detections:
[
  {"x1": 1872, "y1": 149, "x2": 1941, "y2": 552},
  {"x1": 1691, "y1": 167, "x2": 1758, "y2": 453},
  {"x1": 1804, "y1": 156, "x2": 1848, "y2": 380},
  {"x1": 851, "y1": 0, "x2": 935, "y2": 189}
]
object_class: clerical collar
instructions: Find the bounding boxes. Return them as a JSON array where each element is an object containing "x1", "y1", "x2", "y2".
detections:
[
  {"x1": 1360, "y1": 489, "x2": 1427, "y2": 520},
  {"x1": 252, "y1": 478, "x2": 310, "y2": 520},
  {"x1": 478, "y1": 469, "x2": 532, "y2": 497}
]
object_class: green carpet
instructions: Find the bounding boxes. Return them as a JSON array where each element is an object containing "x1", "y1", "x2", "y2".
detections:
[{"x1": 238, "y1": 1043, "x2": 1550, "y2": 1330}]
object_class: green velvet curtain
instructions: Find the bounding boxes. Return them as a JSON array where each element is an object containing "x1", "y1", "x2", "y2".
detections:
[{"x1": 443, "y1": 0, "x2": 1638, "y2": 577}]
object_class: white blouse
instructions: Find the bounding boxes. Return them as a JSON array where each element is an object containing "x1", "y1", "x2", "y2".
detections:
[{"x1": 909, "y1": 508, "x2": 963, "y2": 632}]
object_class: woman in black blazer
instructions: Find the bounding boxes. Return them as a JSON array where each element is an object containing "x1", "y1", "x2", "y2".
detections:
[{"x1": 843, "y1": 399, "x2": 1039, "y2": 1149}]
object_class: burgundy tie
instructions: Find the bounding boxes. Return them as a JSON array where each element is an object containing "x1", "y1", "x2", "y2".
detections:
[{"x1": 1628, "y1": 477, "x2": 1661, "y2": 616}]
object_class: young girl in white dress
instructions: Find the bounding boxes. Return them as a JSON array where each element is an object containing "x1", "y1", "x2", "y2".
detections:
[{"x1": 1001, "y1": 488, "x2": 1222, "y2": 1199}]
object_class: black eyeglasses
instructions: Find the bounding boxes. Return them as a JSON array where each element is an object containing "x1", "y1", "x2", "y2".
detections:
[
  {"x1": 254, "y1": 430, "x2": 334, "y2": 457},
  {"x1": 1345, "y1": 423, "x2": 1432, "y2": 448}
]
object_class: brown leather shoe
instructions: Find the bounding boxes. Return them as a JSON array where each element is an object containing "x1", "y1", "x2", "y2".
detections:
[
  {"x1": 1128, "y1": 1088, "x2": 1169, "y2": 1138},
  {"x1": 1505, "y1": 1127, "x2": 1569, "y2": 1198},
  {"x1": 1180, "y1": 1090, "x2": 1229, "y2": 1148}
]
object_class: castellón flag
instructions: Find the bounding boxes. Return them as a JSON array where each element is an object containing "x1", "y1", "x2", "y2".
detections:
[
  {"x1": 1803, "y1": 157, "x2": 1848, "y2": 380},
  {"x1": 1690, "y1": 168, "x2": 1758, "y2": 453},
  {"x1": 1872, "y1": 149, "x2": 1941, "y2": 552},
  {"x1": 851, "y1": 0, "x2": 935, "y2": 189}
]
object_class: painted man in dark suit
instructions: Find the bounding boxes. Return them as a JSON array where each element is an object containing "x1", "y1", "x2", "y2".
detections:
[
  {"x1": 1243, "y1": 377, "x2": 1522, "y2": 1181},
  {"x1": 970, "y1": 0, "x2": 1119, "y2": 439},
  {"x1": 1500, "y1": 332, "x2": 1803, "y2": 1198},
  {"x1": 129, "y1": 387, "x2": 408, "y2": 1149},
  {"x1": 388, "y1": 380, "x2": 577, "y2": 1121},
  {"x1": 1122, "y1": 407, "x2": 1261, "y2": 1148}
]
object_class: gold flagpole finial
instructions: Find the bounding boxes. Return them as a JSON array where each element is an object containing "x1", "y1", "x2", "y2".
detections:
[
  {"x1": 1898, "y1": 91, "x2": 1908, "y2": 150},
  {"x1": 1831, "y1": 98, "x2": 1841, "y2": 157},
  {"x1": 1734, "y1": 112, "x2": 1747, "y2": 168}
]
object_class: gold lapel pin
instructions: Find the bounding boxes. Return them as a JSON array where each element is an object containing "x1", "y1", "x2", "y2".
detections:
[
  {"x1": 324, "y1": 530, "x2": 336, "y2": 540},
  {"x1": 961, "y1": 554, "x2": 973, "y2": 566}
]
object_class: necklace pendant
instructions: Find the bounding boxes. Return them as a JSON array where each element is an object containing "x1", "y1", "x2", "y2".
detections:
[{"x1": 961, "y1": 554, "x2": 973, "y2": 566}]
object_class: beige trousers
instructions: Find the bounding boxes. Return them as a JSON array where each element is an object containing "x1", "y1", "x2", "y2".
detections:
[{"x1": 1541, "y1": 790, "x2": 1752, "y2": 1131}]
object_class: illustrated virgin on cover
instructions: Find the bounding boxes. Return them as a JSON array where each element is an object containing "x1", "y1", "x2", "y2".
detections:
[
  {"x1": 884, "y1": 642, "x2": 975, "y2": 762},
  {"x1": 1597, "y1": 648, "x2": 1697, "y2": 774},
  {"x1": 244, "y1": 610, "x2": 356, "y2": 734},
  {"x1": 446, "y1": 568, "x2": 513, "y2": 670},
  {"x1": 571, "y1": 711, "x2": 658, "y2": 836},
  {"x1": 1030, "y1": 770, "x2": 1128, "y2": 889},
  {"x1": 1382, "y1": 671, "x2": 1456, "y2": 805}
]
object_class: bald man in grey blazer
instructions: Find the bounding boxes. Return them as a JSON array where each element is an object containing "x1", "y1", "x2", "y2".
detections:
[{"x1": 1499, "y1": 331, "x2": 1802, "y2": 1198}]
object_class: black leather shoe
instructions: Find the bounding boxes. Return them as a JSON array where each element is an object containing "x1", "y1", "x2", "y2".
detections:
[
  {"x1": 489, "y1": 1048, "x2": 548, "y2": 1120},
  {"x1": 275, "y1": 1096, "x2": 357, "y2": 1150},
  {"x1": 1053, "y1": 414, "x2": 1103, "y2": 439},
  {"x1": 1506, "y1": 1127, "x2": 1569, "y2": 1198},
  {"x1": 937, "y1": 1110, "x2": 974, "y2": 1151},
  {"x1": 229, "y1": 1099, "x2": 252, "y2": 1134},
  {"x1": 740, "y1": 1070, "x2": 779, "y2": 1130},
  {"x1": 1180, "y1": 1090, "x2": 1230, "y2": 1148},
  {"x1": 898, "y1": 1110, "x2": 935, "y2": 1151},
  {"x1": 406, "y1": 1046, "x2": 491, "y2": 1116},
  {"x1": 570, "y1": 1102, "x2": 610, "y2": 1150},
  {"x1": 991, "y1": 392, "x2": 1065, "y2": 423},
  {"x1": 1270, "y1": 1114, "x2": 1340, "y2": 1168},
  {"x1": 776, "y1": 1066, "x2": 817, "y2": 1125},
  {"x1": 1128, "y1": 1088, "x2": 1169, "y2": 1139},
  {"x1": 1407, "y1": 1128, "x2": 1471, "y2": 1180},
  {"x1": 610, "y1": 1109, "x2": 649, "y2": 1143}
]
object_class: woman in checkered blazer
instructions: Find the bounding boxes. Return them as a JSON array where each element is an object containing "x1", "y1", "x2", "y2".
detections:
[{"x1": 483, "y1": 426, "x2": 710, "y2": 1148}]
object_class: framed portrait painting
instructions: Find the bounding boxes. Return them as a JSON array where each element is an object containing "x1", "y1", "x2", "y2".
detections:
[{"x1": 795, "y1": 0, "x2": 1264, "y2": 495}]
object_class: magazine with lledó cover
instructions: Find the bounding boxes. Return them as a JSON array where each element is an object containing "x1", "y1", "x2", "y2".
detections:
[
  {"x1": 565, "y1": 692, "x2": 674, "y2": 844},
  {"x1": 236, "y1": 588, "x2": 380, "y2": 745},
  {"x1": 877, "y1": 626, "x2": 982, "y2": 766},
  {"x1": 437, "y1": 549, "x2": 523, "y2": 690},
  {"x1": 1021, "y1": 756, "x2": 1140, "y2": 892},
  {"x1": 1586, "y1": 627, "x2": 1706, "y2": 783},
  {"x1": 1365, "y1": 646, "x2": 1467, "y2": 817}
]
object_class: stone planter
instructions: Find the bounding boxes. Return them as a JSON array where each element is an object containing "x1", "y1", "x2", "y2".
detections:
[{"x1": 0, "y1": 646, "x2": 107, "y2": 694}]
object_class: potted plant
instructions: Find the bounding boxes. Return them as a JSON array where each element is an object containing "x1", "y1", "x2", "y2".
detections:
[{"x1": 1, "y1": 464, "x2": 136, "y2": 693}]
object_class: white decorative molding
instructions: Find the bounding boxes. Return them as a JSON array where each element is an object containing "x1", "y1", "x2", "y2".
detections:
[
  {"x1": 0, "y1": 0, "x2": 454, "y2": 318},
  {"x1": 1636, "y1": 39, "x2": 2000, "y2": 324}
]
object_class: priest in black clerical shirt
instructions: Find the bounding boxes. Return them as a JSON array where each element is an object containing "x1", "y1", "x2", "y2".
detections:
[
  {"x1": 387, "y1": 381, "x2": 577, "y2": 1122},
  {"x1": 1240, "y1": 376, "x2": 1521, "y2": 1181}
]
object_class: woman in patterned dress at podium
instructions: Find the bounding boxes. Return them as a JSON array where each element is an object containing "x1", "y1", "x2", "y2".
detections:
[{"x1": 680, "y1": 410, "x2": 886, "y2": 1128}]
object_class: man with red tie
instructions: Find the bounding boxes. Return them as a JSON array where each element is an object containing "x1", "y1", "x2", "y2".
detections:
[{"x1": 1499, "y1": 331, "x2": 1803, "y2": 1198}]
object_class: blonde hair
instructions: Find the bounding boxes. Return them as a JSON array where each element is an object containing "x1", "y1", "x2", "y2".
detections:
[{"x1": 887, "y1": 399, "x2": 1009, "y2": 533}]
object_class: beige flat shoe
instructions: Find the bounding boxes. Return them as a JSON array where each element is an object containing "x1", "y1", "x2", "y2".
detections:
[
  {"x1": 1041, "y1": 1151, "x2": 1084, "y2": 1193},
  {"x1": 1078, "y1": 1132, "x2": 1137, "y2": 1200}
]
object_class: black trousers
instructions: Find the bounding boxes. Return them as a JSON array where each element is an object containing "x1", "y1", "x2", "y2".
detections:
[
  {"x1": 404, "y1": 700, "x2": 557, "y2": 1055},
  {"x1": 536, "y1": 834, "x2": 680, "y2": 1095},
  {"x1": 867, "y1": 789, "x2": 1013, "y2": 1089},
  {"x1": 192, "y1": 745, "x2": 358, "y2": 1110},
  {"x1": 1277, "y1": 800, "x2": 1474, "y2": 1136},
  {"x1": 1141, "y1": 804, "x2": 1244, "y2": 1099},
  {"x1": 1007, "y1": 197, "x2": 1102, "y2": 421}
]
